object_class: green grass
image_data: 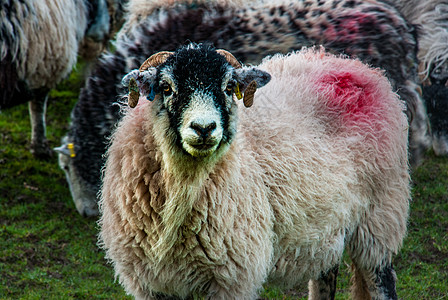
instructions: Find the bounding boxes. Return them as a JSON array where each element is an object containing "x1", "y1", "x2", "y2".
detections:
[{"x1": 1, "y1": 65, "x2": 447, "y2": 299}]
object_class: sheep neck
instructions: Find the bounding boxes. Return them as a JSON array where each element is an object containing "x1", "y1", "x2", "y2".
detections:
[{"x1": 149, "y1": 106, "x2": 235, "y2": 258}]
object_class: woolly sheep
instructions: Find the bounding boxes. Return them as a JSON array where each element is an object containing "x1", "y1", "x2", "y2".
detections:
[
  {"x1": 98, "y1": 43, "x2": 411, "y2": 299},
  {"x1": 387, "y1": 0, "x2": 448, "y2": 155},
  {"x1": 0, "y1": 0, "x2": 116, "y2": 157},
  {"x1": 57, "y1": 0, "x2": 424, "y2": 217}
]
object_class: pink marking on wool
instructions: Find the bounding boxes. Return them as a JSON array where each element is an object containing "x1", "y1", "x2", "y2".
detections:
[
  {"x1": 319, "y1": 71, "x2": 377, "y2": 122},
  {"x1": 323, "y1": 12, "x2": 377, "y2": 42}
]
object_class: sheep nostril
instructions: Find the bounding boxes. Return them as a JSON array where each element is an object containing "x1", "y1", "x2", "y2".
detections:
[{"x1": 190, "y1": 121, "x2": 217, "y2": 138}]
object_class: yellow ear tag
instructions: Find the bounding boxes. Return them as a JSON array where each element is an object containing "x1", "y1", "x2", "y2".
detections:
[
  {"x1": 234, "y1": 82, "x2": 243, "y2": 100},
  {"x1": 67, "y1": 143, "x2": 76, "y2": 158}
]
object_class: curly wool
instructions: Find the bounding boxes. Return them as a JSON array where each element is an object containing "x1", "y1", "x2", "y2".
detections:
[
  {"x1": 99, "y1": 49, "x2": 410, "y2": 299},
  {"x1": 0, "y1": 0, "x2": 87, "y2": 91}
]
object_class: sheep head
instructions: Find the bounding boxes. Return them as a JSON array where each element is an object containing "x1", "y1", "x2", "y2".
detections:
[
  {"x1": 123, "y1": 46, "x2": 270, "y2": 108},
  {"x1": 121, "y1": 43, "x2": 271, "y2": 158}
]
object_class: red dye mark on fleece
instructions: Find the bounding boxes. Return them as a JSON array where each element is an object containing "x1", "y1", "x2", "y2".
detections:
[
  {"x1": 319, "y1": 72, "x2": 376, "y2": 122},
  {"x1": 323, "y1": 13, "x2": 377, "y2": 42}
]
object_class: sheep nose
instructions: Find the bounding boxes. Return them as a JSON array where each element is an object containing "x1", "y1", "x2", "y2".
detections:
[{"x1": 190, "y1": 121, "x2": 217, "y2": 139}]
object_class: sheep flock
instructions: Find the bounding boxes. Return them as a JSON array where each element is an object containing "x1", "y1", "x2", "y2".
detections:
[{"x1": 58, "y1": 0, "x2": 433, "y2": 217}]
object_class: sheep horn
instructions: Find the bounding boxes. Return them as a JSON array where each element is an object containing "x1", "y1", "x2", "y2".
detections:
[
  {"x1": 243, "y1": 80, "x2": 257, "y2": 107},
  {"x1": 216, "y1": 49, "x2": 242, "y2": 69},
  {"x1": 139, "y1": 51, "x2": 174, "y2": 71}
]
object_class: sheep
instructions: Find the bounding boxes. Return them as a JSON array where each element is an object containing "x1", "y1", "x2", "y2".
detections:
[
  {"x1": 98, "y1": 43, "x2": 411, "y2": 300},
  {"x1": 0, "y1": 0, "x2": 117, "y2": 157},
  {"x1": 386, "y1": 0, "x2": 448, "y2": 156},
  {"x1": 57, "y1": 0, "x2": 425, "y2": 217}
]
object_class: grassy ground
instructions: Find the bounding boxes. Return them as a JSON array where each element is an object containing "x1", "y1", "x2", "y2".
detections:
[{"x1": 0, "y1": 66, "x2": 447, "y2": 299}]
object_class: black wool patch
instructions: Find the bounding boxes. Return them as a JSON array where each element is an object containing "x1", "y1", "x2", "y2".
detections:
[
  {"x1": 375, "y1": 265, "x2": 397, "y2": 300},
  {"x1": 424, "y1": 84, "x2": 448, "y2": 136}
]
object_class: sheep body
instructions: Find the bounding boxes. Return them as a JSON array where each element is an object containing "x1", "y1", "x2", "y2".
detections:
[
  {"x1": 99, "y1": 46, "x2": 410, "y2": 299},
  {"x1": 0, "y1": 0, "x2": 113, "y2": 156},
  {"x1": 0, "y1": 0, "x2": 88, "y2": 107},
  {"x1": 59, "y1": 0, "x2": 425, "y2": 216}
]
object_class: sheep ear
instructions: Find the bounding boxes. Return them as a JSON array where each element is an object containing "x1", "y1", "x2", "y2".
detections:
[
  {"x1": 234, "y1": 67, "x2": 271, "y2": 91},
  {"x1": 122, "y1": 69, "x2": 158, "y2": 107},
  {"x1": 234, "y1": 67, "x2": 271, "y2": 107},
  {"x1": 54, "y1": 144, "x2": 70, "y2": 156},
  {"x1": 127, "y1": 78, "x2": 140, "y2": 108},
  {"x1": 54, "y1": 143, "x2": 76, "y2": 158}
]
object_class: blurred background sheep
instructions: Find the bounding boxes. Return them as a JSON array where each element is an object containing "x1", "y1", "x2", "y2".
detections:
[
  {"x1": 0, "y1": 0, "x2": 126, "y2": 157},
  {"x1": 388, "y1": 0, "x2": 448, "y2": 156}
]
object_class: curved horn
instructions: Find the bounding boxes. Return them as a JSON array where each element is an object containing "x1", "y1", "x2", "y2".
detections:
[
  {"x1": 139, "y1": 51, "x2": 174, "y2": 71},
  {"x1": 216, "y1": 49, "x2": 242, "y2": 69}
]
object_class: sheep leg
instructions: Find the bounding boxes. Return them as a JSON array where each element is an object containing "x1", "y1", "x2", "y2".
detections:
[
  {"x1": 308, "y1": 265, "x2": 339, "y2": 300},
  {"x1": 29, "y1": 88, "x2": 51, "y2": 158},
  {"x1": 350, "y1": 262, "x2": 398, "y2": 300}
]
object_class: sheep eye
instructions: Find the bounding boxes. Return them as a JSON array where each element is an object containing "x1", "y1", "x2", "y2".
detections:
[
  {"x1": 225, "y1": 82, "x2": 234, "y2": 95},
  {"x1": 162, "y1": 83, "x2": 172, "y2": 96}
]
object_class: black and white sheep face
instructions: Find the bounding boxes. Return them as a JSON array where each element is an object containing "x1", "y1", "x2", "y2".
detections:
[
  {"x1": 123, "y1": 44, "x2": 271, "y2": 159},
  {"x1": 176, "y1": 88, "x2": 227, "y2": 158},
  {"x1": 157, "y1": 66, "x2": 232, "y2": 158}
]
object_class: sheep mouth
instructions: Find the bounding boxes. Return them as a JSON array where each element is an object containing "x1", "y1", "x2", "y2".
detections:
[
  {"x1": 190, "y1": 142, "x2": 216, "y2": 150},
  {"x1": 183, "y1": 140, "x2": 220, "y2": 157}
]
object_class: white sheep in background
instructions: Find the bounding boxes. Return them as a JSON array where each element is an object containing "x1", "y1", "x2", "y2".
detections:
[
  {"x1": 99, "y1": 43, "x2": 411, "y2": 299},
  {"x1": 0, "y1": 0, "x2": 118, "y2": 157}
]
